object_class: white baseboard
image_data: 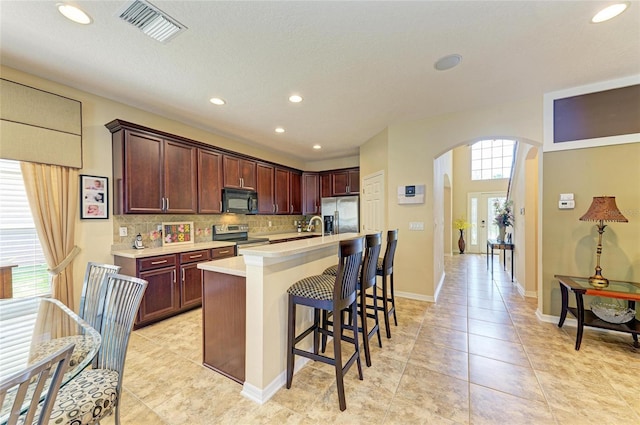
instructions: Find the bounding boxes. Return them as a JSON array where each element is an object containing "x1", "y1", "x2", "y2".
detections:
[
  {"x1": 241, "y1": 357, "x2": 310, "y2": 404},
  {"x1": 395, "y1": 291, "x2": 435, "y2": 302},
  {"x1": 433, "y1": 272, "x2": 445, "y2": 302}
]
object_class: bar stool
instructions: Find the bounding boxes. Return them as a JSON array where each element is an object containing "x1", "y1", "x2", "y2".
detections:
[
  {"x1": 374, "y1": 229, "x2": 398, "y2": 338},
  {"x1": 286, "y1": 237, "x2": 364, "y2": 411},
  {"x1": 321, "y1": 232, "x2": 382, "y2": 367}
]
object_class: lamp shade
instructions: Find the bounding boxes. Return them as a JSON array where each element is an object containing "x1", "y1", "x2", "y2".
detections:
[{"x1": 579, "y1": 196, "x2": 628, "y2": 222}]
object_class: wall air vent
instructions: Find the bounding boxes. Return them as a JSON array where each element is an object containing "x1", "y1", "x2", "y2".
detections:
[{"x1": 118, "y1": 0, "x2": 187, "y2": 43}]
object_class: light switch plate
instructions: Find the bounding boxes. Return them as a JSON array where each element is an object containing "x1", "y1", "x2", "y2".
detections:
[
  {"x1": 119, "y1": 227, "x2": 128, "y2": 237},
  {"x1": 409, "y1": 222, "x2": 424, "y2": 231}
]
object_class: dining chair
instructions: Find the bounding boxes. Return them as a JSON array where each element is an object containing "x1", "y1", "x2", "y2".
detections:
[
  {"x1": 286, "y1": 237, "x2": 364, "y2": 411},
  {"x1": 46, "y1": 274, "x2": 147, "y2": 425},
  {"x1": 0, "y1": 343, "x2": 75, "y2": 425},
  {"x1": 78, "y1": 262, "x2": 121, "y2": 330}
]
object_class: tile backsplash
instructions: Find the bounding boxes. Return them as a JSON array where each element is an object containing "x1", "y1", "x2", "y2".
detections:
[{"x1": 112, "y1": 214, "x2": 305, "y2": 250}]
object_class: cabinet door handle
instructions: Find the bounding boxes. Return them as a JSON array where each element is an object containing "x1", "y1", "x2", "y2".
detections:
[
  {"x1": 290, "y1": 204, "x2": 293, "y2": 213},
  {"x1": 218, "y1": 250, "x2": 230, "y2": 254},
  {"x1": 181, "y1": 268, "x2": 185, "y2": 282},
  {"x1": 240, "y1": 177, "x2": 244, "y2": 187},
  {"x1": 166, "y1": 198, "x2": 169, "y2": 210},
  {"x1": 151, "y1": 260, "x2": 168, "y2": 265},
  {"x1": 172, "y1": 270, "x2": 176, "y2": 283},
  {"x1": 161, "y1": 197, "x2": 165, "y2": 211},
  {"x1": 189, "y1": 254, "x2": 203, "y2": 259},
  {"x1": 220, "y1": 201, "x2": 223, "y2": 211}
]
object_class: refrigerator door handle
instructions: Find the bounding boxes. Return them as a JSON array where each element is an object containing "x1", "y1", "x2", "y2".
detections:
[{"x1": 334, "y1": 210, "x2": 339, "y2": 234}]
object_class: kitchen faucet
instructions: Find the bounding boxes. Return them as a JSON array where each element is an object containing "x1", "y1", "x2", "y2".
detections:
[{"x1": 308, "y1": 216, "x2": 324, "y2": 235}]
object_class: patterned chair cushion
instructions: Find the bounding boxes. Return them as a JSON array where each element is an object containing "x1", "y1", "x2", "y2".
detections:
[
  {"x1": 287, "y1": 275, "x2": 335, "y2": 300},
  {"x1": 29, "y1": 335, "x2": 93, "y2": 369},
  {"x1": 322, "y1": 264, "x2": 339, "y2": 276},
  {"x1": 48, "y1": 369, "x2": 119, "y2": 425}
]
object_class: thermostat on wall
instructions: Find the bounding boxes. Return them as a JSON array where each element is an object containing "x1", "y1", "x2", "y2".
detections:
[{"x1": 398, "y1": 185, "x2": 425, "y2": 204}]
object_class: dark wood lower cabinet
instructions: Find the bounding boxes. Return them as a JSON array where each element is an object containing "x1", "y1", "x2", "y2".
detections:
[
  {"x1": 137, "y1": 266, "x2": 180, "y2": 325},
  {"x1": 202, "y1": 271, "x2": 246, "y2": 383},
  {"x1": 115, "y1": 247, "x2": 235, "y2": 329}
]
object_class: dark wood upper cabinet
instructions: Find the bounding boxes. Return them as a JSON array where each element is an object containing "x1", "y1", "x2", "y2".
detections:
[
  {"x1": 332, "y1": 168, "x2": 360, "y2": 196},
  {"x1": 198, "y1": 149, "x2": 223, "y2": 214},
  {"x1": 290, "y1": 171, "x2": 302, "y2": 214},
  {"x1": 108, "y1": 120, "x2": 357, "y2": 216},
  {"x1": 274, "y1": 167, "x2": 290, "y2": 215},
  {"x1": 163, "y1": 140, "x2": 198, "y2": 213},
  {"x1": 256, "y1": 163, "x2": 275, "y2": 214},
  {"x1": 109, "y1": 123, "x2": 197, "y2": 214},
  {"x1": 302, "y1": 173, "x2": 320, "y2": 215},
  {"x1": 223, "y1": 155, "x2": 257, "y2": 190},
  {"x1": 320, "y1": 172, "x2": 332, "y2": 198}
]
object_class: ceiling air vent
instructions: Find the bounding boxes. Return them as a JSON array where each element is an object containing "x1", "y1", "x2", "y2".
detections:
[{"x1": 118, "y1": 0, "x2": 187, "y2": 43}]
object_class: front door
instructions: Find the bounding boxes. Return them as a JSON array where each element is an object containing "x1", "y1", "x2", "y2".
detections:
[{"x1": 467, "y1": 192, "x2": 506, "y2": 253}]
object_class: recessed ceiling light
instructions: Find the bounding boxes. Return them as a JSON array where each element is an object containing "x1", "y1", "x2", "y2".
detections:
[
  {"x1": 275, "y1": 127, "x2": 285, "y2": 133},
  {"x1": 57, "y1": 3, "x2": 92, "y2": 24},
  {"x1": 434, "y1": 54, "x2": 462, "y2": 71},
  {"x1": 313, "y1": 145, "x2": 322, "y2": 150},
  {"x1": 289, "y1": 95, "x2": 303, "y2": 103},
  {"x1": 592, "y1": 3, "x2": 629, "y2": 23},
  {"x1": 209, "y1": 97, "x2": 226, "y2": 105}
]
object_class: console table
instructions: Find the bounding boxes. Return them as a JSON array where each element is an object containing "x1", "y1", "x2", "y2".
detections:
[
  {"x1": 556, "y1": 275, "x2": 639, "y2": 350},
  {"x1": 486, "y1": 240, "x2": 514, "y2": 281}
]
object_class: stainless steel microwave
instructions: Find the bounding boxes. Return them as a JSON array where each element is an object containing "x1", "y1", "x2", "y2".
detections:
[{"x1": 222, "y1": 188, "x2": 258, "y2": 214}]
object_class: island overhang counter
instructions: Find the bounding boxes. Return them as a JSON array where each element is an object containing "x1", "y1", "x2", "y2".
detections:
[{"x1": 197, "y1": 232, "x2": 361, "y2": 404}]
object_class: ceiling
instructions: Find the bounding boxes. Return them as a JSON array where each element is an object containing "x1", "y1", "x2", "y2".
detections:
[{"x1": 1, "y1": 1, "x2": 639, "y2": 162}]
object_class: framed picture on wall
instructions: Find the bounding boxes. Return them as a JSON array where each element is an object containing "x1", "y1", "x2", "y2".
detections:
[
  {"x1": 80, "y1": 175, "x2": 108, "y2": 219},
  {"x1": 162, "y1": 222, "x2": 194, "y2": 246}
]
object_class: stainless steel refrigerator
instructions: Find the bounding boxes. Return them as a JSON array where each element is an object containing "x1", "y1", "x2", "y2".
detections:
[{"x1": 321, "y1": 196, "x2": 359, "y2": 234}]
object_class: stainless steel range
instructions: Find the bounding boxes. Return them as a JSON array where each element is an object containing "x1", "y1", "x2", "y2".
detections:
[{"x1": 212, "y1": 224, "x2": 270, "y2": 251}]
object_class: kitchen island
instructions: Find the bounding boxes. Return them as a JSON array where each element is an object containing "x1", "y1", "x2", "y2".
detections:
[{"x1": 198, "y1": 232, "x2": 361, "y2": 404}]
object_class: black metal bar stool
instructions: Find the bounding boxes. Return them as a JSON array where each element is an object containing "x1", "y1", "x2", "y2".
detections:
[{"x1": 285, "y1": 237, "x2": 364, "y2": 411}]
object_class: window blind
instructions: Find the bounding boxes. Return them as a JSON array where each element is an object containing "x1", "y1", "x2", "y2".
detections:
[{"x1": 0, "y1": 159, "x2": 50, "y2": 298}]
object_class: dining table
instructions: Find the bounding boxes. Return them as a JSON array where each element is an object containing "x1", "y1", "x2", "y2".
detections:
[{"x1": 0, "y1": 297, "x2": 101, "y2": 424}]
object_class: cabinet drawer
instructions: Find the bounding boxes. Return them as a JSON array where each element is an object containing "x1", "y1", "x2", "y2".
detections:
[
  {"x1": 138, "y1": 254, "x2": 177, "y2": 271},
  {"x1": 212, "y1": 246, "x2": 236, "y2": 259},
  {"x1": 179, "y1": 250, "x2": 211, "y2": 264}
]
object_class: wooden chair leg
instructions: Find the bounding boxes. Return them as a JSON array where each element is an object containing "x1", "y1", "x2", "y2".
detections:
[
  {"x1": 333, "y1": 308, "x2": 346, "y2": 411},
  {"x1": 360, "y1": 289, "x2": 371, "y2": 367},
  {"x1": 313, "y1": 308, "x2": 320, "y2": 354},
  {"x1": 286, "y1": 296, "x2": 296, "y2": 389},
  {"x1": 351, "y1": 301, "x2": 363, "y2": 381},
  {"x1": 381, "y1": 274, "x2": 391, "y2": 338},
  {"x1": 390, "y1": 272, "x2": 398, "y2": 326},
  {"x1": 372, "y1": 287, "x2": 382, "y2": 348}
]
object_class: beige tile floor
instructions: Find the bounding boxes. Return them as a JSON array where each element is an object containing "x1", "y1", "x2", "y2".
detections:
[{"x1": 103, "y1": 254, "x2": 640, "y2": 424}]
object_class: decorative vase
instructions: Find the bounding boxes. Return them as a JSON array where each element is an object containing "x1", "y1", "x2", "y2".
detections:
[
  {"x1": 498, "y1": 225, "x2": 506, "y2": 242},
  {"x1": 458, "y1": 229, "x2": 466, "y2": 254}
]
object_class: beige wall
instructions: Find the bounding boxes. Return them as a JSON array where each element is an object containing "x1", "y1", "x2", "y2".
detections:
[
  {"x1": 542, "y1": 142, "x2": 640, "y2": 315},
  {"x1": 304, "y1": 155, "x2": 359, "y2": 172},
  {"x1": 380, "y1": 97, "x2": 542, "y2": 299}
]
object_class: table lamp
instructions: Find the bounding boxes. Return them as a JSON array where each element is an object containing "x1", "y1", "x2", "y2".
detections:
[{"x1": 579, "y1": 196, "x2": 628, "y2": 288}]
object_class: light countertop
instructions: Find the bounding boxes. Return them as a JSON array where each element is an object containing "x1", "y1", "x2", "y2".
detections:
[
  {"x1": 198, "y1": 256, "x2": 246, "y2": 277},
  {"x1": 240, "y1": 233, "x2": 361, "y2": 258},
  {"x1": 111, "y1": 241, "x2": 236, "y2": 259}
]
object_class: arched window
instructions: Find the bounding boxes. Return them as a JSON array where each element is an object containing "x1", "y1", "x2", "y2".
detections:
[{"x1": 471, "y1": 139, "x2": 516, "y2": 180}]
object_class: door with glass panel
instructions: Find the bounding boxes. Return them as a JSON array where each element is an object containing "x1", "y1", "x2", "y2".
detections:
[{"x1": 466, "y1": 192, "x2": 506, "y2": 253}]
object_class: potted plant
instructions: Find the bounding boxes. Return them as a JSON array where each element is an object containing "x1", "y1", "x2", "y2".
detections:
[
  {"x1": 493, "y1": 199, "x2": 514, "y2": 242},
  {"x1": 454, "y1": 218, "x2": 471, "y2": 254}
]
